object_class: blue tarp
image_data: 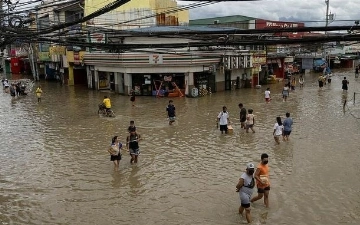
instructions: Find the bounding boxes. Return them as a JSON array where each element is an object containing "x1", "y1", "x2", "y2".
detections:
[{"x1": 314, "y1": 59, "x2": 326, "y2": 67}]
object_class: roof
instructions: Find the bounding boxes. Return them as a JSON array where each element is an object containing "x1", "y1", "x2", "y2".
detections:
[
  {"x1": 126, "y1": 26, "x2": 239, "y2": 34},
  {"x1": 189, "y1": 15, "x2": 255, "y2": 26}
]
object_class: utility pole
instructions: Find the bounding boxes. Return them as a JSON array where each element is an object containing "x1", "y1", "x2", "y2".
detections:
[
  {"x1": 0, "y1": 0, "x2": 5, "y2": 78},
  {"x1": 325, "y1": 0, "x2": 330, "y2": 31}
]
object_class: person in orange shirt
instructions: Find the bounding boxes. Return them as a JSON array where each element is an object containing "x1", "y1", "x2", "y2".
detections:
[{"x1": 251, "y1": 153, "x2": 270, "y2": 208}]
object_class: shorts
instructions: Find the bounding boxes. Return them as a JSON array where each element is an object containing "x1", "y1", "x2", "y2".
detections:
[
  {"x1": 169, "y1": 116, "x2": 176, "y2": 122},
  {"x1": 283, "y1": 130, "x2": 291, "y2": 136},
  {"x1": 130, "y1": 96, "x2": 135, "y2": 102},
  {"x1": 106, "y1": 107, "x2": 111, "y2": 112},
  {"x1": 110, "y1": 153, "x2": 121, "y2": 161},
  {"x1": 239, "y1": 192, "x2": 252, "y2": 208},
  {"x1": 265, "y1": 98, "x2": 270, "y2": 102},
  {"x1": 246, "y1": 124, "x2": 254, "y2": 129},
  {"x1": 219, "y1": 125, "x2": 228, "y2": 132},
  {"x1": 129, "y1": 148, "x2": 140, "y2": 156},
  {"x1": 257, "y1": 186, "x2": 270, "y2": 193}
]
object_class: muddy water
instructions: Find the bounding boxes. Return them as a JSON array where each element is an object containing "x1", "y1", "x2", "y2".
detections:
[{"x1": 1, "y1": 70, "x2": 360, "y2": 225}]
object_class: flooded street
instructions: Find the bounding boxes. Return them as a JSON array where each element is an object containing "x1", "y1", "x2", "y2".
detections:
[{"x1": 1, "y1": 70, "x2": 360, "y2": 225}]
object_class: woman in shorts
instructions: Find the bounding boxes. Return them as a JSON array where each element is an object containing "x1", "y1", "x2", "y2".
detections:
[{"x1": 109, "y1": 136, "x2": 123, "y2": 171}]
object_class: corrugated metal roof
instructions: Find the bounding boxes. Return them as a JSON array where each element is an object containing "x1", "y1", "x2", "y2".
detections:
[
  {"x1": 189, "y1": 15, "x2": 255, "y2": 26},
  {"x1": 127, "y1": 26, "x2": 239, "y2": 33}
]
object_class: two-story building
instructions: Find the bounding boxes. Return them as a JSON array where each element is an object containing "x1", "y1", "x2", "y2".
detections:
[{"x1": 34, "y1": 0, "x2": 86, "y2": 84}]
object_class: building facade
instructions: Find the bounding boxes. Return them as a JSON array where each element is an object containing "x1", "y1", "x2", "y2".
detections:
[
  {"x1": 85, "y1": 0, "x2": 189, "y2": 29},
  {"x1": 83, "y1": 27, "x2": 256, "y2": 97}
]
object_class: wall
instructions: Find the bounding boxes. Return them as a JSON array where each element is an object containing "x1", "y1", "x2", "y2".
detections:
[{"x1": 85, "y1": 0, "x2": 189, "y2": 29}]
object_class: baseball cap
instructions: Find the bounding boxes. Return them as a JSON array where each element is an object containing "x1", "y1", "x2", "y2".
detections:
[{"x1": 246, "y1": 163, "x2": 255, "y2": 169}]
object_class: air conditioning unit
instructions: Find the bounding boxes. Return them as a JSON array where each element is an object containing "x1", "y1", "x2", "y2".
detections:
[
  {"x1": 223, "y1": 56, "x2": 229, "y2": 69},
  {"x1": 231, "y1": 56, "x2": 237, "y2": 69}
]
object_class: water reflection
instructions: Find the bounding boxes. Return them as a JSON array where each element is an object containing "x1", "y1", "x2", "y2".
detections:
[{"x1": 1, "y1": 70, "x2": 360, "y2": 224}]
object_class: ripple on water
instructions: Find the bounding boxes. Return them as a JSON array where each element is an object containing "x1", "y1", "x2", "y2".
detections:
[{"x1": 1, "y1": 70, "x2": 360, "y2": 224}]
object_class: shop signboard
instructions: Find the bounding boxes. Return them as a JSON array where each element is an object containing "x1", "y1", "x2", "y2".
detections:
[
  {"x1": 255, "y1": 19, "x2": 305, "y2": 38},
  {"x1": 284, "y1": 57, "x2": 294, "y2": 63},
  {"x1": 89, "y1": 33, "x2": 106, "y2": 43},
  {"x1": 38, "y1": 52, "x2": 51, "y2": 61},
  {"x1": 149, "y1": 54, "x2": 163, "y2": 64},
  {"x1": 49, "y1": 46, "x2": 66, "y2": 56},
  {"x1": 252, "y1": 51, "x2": 267, "y2": 68}
]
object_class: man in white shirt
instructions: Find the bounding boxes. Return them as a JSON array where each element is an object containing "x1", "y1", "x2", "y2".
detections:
[
  {"x1": 264, "y1": 88, "x2": 271, "y2": 103},
  {"x1": 217, "y1": 106, "x2": 230, "y2": 134}
]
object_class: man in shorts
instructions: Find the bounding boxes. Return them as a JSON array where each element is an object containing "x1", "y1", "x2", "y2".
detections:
[
  {"x1": 217, "y1": 106, "x2": 230, "y2": 134},
  {"x1": 236, "y1": 163, "x2": 255, "y2": 223},
  {"x1": 283, "y1": 112, "x2": 293, "y2": 141},
  {"x1": 251, "y1": 153, "x2": 270, "y2": 208},
  {"x1": 126, "y1": 130, "x2": 141, "y2": 164},
  {"x1": 239, "y1": 103, "x2": 247, "y2": 129}
]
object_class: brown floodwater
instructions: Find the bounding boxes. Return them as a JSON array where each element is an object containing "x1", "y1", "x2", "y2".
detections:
[{"x1": 1, "y1": 70, "x2": 360, "y2": 225}]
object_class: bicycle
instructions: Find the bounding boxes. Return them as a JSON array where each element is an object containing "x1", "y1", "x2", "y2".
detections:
[{"x1": 98, "y1": 104, "x2": 115, "y2": 117}]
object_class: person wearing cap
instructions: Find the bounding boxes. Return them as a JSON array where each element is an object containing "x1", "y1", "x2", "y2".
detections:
[
  {"x1": 236, "y1": 163, "x2": 255, "y2": 223},
  {"x1": 251, "y1": 153, "x2": 270, "y2": 208}
]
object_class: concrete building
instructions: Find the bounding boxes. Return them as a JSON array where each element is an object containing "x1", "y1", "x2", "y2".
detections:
[
  {"x1": 85, "y1": 0, "x2": 189, "y2": 30},
  {"x1": 83, "y1": 26, "x2": 255, "y2": 97}
]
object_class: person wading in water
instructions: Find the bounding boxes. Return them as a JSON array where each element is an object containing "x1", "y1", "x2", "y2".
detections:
[{"x1": 126, "y1": 130, "x2": 141, "y2": 164}]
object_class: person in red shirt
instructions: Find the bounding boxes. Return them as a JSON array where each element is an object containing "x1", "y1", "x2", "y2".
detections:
[{"x1": 251, "y1": 153, "x2": 270, "y2": 208}]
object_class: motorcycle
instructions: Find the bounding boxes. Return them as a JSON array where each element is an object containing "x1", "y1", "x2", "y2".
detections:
[{"x1": 98, "y1": 103, "x2": 115, "y2": 117}]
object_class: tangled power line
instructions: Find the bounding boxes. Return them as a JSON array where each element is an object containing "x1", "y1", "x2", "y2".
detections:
[{"x1": 1, "y1": 0, "x2": 360, "y2": 50}]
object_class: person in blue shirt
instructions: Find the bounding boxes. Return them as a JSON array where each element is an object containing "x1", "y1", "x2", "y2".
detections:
[{"x1": 282, "y1": 112, "x2": 293, "y2": 141}]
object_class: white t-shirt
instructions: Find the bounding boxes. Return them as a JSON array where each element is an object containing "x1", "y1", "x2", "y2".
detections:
[
  {"x1": 265, "y1": 90, "x2": 271, "y2": 98},
  {"x1": 247, "y1": 114, "x2": 254, "y2": 125},
  {"x1": 273, "y1": 123, "x2": 284, "y2": 136},
  {"x1": 217, "y1": 111, "x2": 229, "y2": 125}
]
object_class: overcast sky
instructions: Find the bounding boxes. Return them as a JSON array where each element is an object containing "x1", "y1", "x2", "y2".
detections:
[{"x1": 182, "y1": 0, "x2": 360, "y2": 26}]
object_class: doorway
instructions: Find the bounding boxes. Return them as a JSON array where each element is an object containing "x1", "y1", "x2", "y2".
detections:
[{"x1": 225, "y1": 70, "x2": 231, "y2": 90}]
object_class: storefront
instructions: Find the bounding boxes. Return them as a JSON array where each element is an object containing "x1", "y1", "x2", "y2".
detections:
[
  {"x1": 194, "y1": 72, "x2": 216, "y2": 96},
  {"x1": 98, "y1": 71, "x2": 110, "y2": 89},
  {"x1": 267, "y1": 54, "x2": 286, "y2": 79},
  {"x1": 83, "y1": 52, "x2": 221, "y2": 96},
  {"x1": 131, "y1": 73, "x2": 185, "y2": 96}
]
